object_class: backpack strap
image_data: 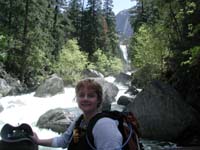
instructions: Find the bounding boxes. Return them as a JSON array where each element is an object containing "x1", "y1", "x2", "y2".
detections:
[
  {"x1": 86, "y1": 112, "x2": 117, "y2": 150},
  {"x1": 75, "y1": 114, "x2": 84, "y2": 128},
  {"x1": 71, "y1": 114, "x2": 84, "y2": 144}
]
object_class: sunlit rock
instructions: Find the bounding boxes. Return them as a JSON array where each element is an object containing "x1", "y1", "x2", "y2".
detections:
[{"x1": 34, "y1": 74, "x2": 64, "y2": 97}]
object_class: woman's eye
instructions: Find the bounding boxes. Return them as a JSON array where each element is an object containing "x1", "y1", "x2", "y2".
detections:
[
  {"x1": 77, "y1": 93, "x2": 96, "y2": 98},
  {"x1": 78, "y1": 93, "x2": 85, "y2": 98},
  {"x1": 87, "y1": 94, "x2": 96, "y2": 98}
]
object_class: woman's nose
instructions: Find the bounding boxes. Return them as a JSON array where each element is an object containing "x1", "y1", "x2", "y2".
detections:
[
  {"x1": 82, "y1": 95, "x2": 88, "y2": 99},
  {"x1": 78, "y1": 94, "x2": 89, "y2": 99}
]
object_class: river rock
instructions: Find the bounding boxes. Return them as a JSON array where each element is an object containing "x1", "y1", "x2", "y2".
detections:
[
  {"x1": 0, "y1": 78, "x2": 12, "y2": 97},
  {"x1": 126, "y1": 80, "x2": 200, "y2": 141},
  {"x1": 92, "y1": 78, "x2": 119, "y2": 111},
  {"x1": 34, "y1": 74, "x2": 64, "y2": 97},
  {"x1": 0, "y1": 64, "x2": 24, "y2": 96},
  {"x1": 37, "y1": 108, "x2": 75, "y2": 133},
  {"x1": 125, "y1": 85, "x2": 139, "y2": 95},
  {"x1": 81, "y1": 69, "x2": 104, "y2": 78},
  {"x1": 117, "y1": 95, "x2": 134, "y2": 106},
  {"x1": 114, "y1": 72, "x2": 132, "y2": 86}
]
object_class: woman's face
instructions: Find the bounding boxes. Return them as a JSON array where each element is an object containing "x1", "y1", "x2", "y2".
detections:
[{"x1": 76, "y1": 87, "x2": 99, "y2": 115}]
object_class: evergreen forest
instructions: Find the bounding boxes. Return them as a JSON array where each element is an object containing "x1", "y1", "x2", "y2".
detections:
[{"x1": 0, "y1": 0, "x2": 200, "y2": 111}]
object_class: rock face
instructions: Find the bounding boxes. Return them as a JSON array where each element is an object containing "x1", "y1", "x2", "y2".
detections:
[
  {"x1": 0, "y1": 64, "x2": 24, "y2": 96},
  {"x1": 126, "y1": 80, "x2": 200, "y2": 141},
  {"x1": 81, "y1": 69, "x2": 104, "y2": 78},
  {"x1": 0, "y1": 78, "x2": 12, "y2": 97},
  {"x1": 34, "y1": 74, "x2": 64, "y2": 97},
  {"x1": 115, "y1": 9, "x2": 133, "y2": 39},
  {"x1": 93, "y1": 78, "x2": 119, "y2": 111},
  {"x1": 117, "y1": 95, "x2": 134, "y2": 106},
  {"x1": 114, "y1": 72, "x2": 132, "y2": 86}
]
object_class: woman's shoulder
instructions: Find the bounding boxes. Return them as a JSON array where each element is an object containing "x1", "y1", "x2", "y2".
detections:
[
  {"x1": 91, "y1": 116, "x2": 122, "y2": 142},
  {"x1": 89, "y1": 112, "x2": 120, "y2": 129},
  {"x1": 94, "y1": 117, "x2": 119, "y2": 127}
]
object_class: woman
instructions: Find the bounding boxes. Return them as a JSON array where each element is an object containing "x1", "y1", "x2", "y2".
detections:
[{"x1": 32, "y1": 79, "x2": 123, "y2": 150}]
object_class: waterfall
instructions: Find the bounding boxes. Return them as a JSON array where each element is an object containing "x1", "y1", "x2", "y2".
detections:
[
  {"x1": 119, "y1": 44, "x2": 131, "y2": 72},
  {"x1": 120, "y1": 44, "x2": 128, "y2": 63}
]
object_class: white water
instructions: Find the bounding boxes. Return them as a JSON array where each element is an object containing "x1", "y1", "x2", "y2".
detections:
[
  {"x1": 0, "y1": 76, "x2": 175, "y2": 150},
  {"x1": 0, "y1": 87, "x2": 79, "y2": 150},
  {"x1": 0, "y1": 88, "x2": 77, "y2": 125}
]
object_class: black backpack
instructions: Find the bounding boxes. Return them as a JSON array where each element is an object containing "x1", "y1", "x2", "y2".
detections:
[
  {"x1": 85, "y1": 110, "x2": 143, "y2": 150},
  {"x1": 0, "y1": 123, "x2": 38, "y2": 150}
]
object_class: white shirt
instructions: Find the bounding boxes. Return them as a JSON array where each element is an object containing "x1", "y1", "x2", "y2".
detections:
[{"x1": 52, "y1": 116, "x2": 123, "y2": 150}]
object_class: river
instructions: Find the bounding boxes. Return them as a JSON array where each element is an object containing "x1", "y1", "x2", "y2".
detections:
[
  {"x1": 0, "y1": 77, "x2": 123, "y2": 150},
  {"x1": 0, "y1": 76, "x2": 178, "y2": 150},
  {"x1": 0, "y1": 87, "x2": 77, "y2": 150}
]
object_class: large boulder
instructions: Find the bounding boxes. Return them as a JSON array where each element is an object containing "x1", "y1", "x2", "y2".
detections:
[
  {"x1": 81, "y1": 69, "x2": 104, "y2": 78},
  {"x1": 34, "y1": 74, "x2": 64, "y2": 97},
  {"x1": 114, "y1": 72, "x2": 132, "y2": 86},
  {"x1": 93, "y1": 78, "x2": 119, "y2": 111},
  {"x1": 37, "y1": 108, "x2": 75, "y2": 133},
  {"x1": 0, "y1": 64, "x2": 24, "y2": 96},
  {"x1": 125, "y1": 85, "x2": 139, "y2": 96},
  {"x1": 0, "y1": 78, "x2": 12, "y2": 97},
  {"x1": 117, "y1": 95, "x2": 134, "y2": 106},
  {"x1": 126, "y1": 80, "x2": 200, "y2": 141},
  {"x1": 7, "y1": 78, "x2": 24, "y2": 95}
]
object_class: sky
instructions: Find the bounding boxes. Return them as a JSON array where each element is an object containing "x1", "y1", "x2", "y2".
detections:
[{"x1": 112, "y1": 0, "x2": 136, "y2": 15}]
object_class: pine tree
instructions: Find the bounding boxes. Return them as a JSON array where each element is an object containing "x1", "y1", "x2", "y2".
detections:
[
  {"x1": 80, "y1": 0, "x2": 103, "y2": 59},
  {"x1": 0, "y1": 0, "x2": 72, "y2": 85},
  {"x1": 102, "y1": 0, "x2": 118, "y2": 55},
  {"x1": 67, "y1": 0, "x2": 83, "y2": 40}
]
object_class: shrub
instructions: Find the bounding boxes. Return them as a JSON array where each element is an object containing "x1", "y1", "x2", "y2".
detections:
[
  {"x1": 91, "y1": 49, "x2": 123, "y2": 76},
  {"x1": 53, "y1": 39, "x2": 89, "y2": 84}
]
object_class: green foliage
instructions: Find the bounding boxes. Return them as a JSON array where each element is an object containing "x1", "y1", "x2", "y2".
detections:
[
  {"x1": 67, "y1": 0, "x2": 82, "y2": 39},
  {"x1": 130, "y1": 24, "x2": 170, "y2": 74},
  {"x1": 25, "y1": 46, "x2": 49, "y2": 84},
  {"x1": 91, "y1": 49, "x2": 123, "y2": 76},
  {"x1": 132, "y1": 64, "x2": 161, "y2": 88},
  {"x1": 53, "y1": 39, "x2": 89, "y2": 84},
  {"x1": 0, "y1": 0, "x2": 121, "y2": 87},
  {"x1": 108, "y1": 56, "x2": 123, "y2": 75},
  {"x1": 25, "y1": 30, "x2": 52, "y2": 82},
  {"x1": 102, "y1": 0, "x2": 119, "y2": 54},
  {"x1": 90, "y1": 49, "x2": 109, "y2": 73},
  {"x1": 182, "y1": 46, "x2": 200, "y2": 65},
  {"x1": 129, "y1": 0, "x2": 200, "y2": 106}
]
